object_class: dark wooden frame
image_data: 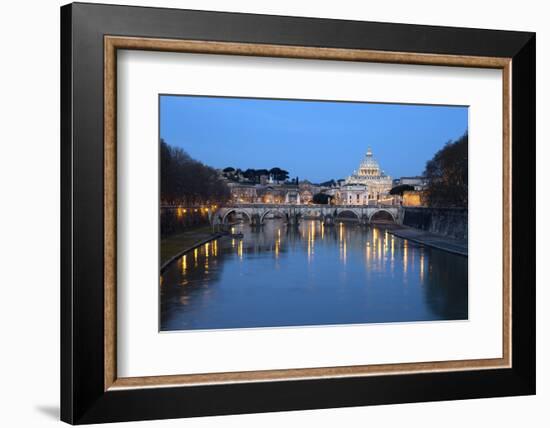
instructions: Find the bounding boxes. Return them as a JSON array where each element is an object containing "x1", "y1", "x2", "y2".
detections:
[{"x1": 61, "y1": 2, "x2": 536, "y2": 424}]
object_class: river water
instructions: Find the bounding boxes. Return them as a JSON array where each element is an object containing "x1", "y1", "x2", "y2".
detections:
[{"x1": 160, "y1": 219, "x2": 467, "y2": 331}]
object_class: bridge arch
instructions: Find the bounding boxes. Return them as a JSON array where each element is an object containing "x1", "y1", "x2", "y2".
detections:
[
  {"x1": 222, "y1": 209, "x2": 252, "y2": 225},
  {"x1": 260, "y1": 209, "x2": 288, "y2": 224},
  {"x1": 368, "y1": 209, "x2": 397, "y2": 223},
  {"x1": 335, "y1": 209, "x2": 361, "y2": 221}
]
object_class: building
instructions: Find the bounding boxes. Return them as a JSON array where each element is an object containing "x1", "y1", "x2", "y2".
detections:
[
  {"x1": 226, "y1": 182, "x2": 258, "y2": 203},
  {"x1": 343, "y1": 147, "x2": 393, "y2": 202},
  {"x1": 337, "y1": 184, "x2": 369, "y2": 205},
  {"x1": 297, "y1": 180, "x2": 318, "y2": 204},
  {"x1": 330, "y1": 148, "x2": 393, "y2": 205},
  {"x1": 393, "y1": 176, "x2": 427, "y2": 191},
  {"x1": 224, "y1": 148, "x2": 395, "y2": 206},
  {"x1": 402, "y1": 190, "x2": 424, "y2": 206}
]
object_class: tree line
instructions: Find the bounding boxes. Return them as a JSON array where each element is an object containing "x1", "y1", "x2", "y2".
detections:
[
  {"x1": 160, "y1": 140, "x2": 230, "y2": 205},
  {"x1": 222, "y1": 167, "x2": 289, "y2": 183},
  {"x1": 423, "y1": 132, "x2": 468, "y2": 208}
]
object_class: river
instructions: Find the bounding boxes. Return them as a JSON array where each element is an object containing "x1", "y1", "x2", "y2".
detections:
[{"x1": 160, "y1": 219, "x2": 467, "y2": 331}]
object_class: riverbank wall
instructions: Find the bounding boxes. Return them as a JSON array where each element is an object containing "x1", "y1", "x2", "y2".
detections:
[
  {"x1": 401, "y1": 207, "x2": 467, "y2": 241},
  {"x1": 160, "y1": 232, "x2": 225, "y2": 273}
]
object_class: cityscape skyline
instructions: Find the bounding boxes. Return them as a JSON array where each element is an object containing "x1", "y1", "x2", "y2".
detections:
[
  {"x1": 160, "y1": 95, "x2": 468, "y2": 183},
  {"x1": 159, "y1": 95, "x2": 470, "y2": 334}
]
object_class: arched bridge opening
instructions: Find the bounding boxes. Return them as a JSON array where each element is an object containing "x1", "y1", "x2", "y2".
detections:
[
  {"x1": 260, "y1": 210, "x2": 288, "y2": 224},
  {"x1": 335, "y1": 210, "x2": 361, "y2": 222},
  {"x1": 369, "y1": 209, "x2": 396, "y2": 224},
  {"x1": 222, "y1": 209, "x2": 252, "y2": 225}
]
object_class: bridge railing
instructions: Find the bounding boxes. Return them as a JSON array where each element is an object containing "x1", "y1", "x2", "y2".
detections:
[{"x1": 213, "y1": 203, "x2": 398, "y2": 209}]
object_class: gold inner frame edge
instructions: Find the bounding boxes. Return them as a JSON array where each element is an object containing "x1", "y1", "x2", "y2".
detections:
[{"x1": 104, "y1": 36, "x2": 512, "y2": 391}]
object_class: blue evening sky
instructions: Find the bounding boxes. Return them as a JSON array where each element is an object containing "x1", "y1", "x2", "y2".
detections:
[{"x1": 160, "y1": 95, "x2": 468, "y2": 183}]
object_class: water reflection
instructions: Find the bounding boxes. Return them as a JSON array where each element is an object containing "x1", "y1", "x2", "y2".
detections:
[{"x1": 160, "y1": 220, "x2": 468, "y2": 331}]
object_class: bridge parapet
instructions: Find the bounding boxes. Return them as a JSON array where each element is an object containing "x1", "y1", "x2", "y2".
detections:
[{"x1": 211, "y1": 203, "x2": 401, "y2": 227}]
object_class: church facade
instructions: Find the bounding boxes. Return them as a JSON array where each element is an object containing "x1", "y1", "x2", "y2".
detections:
[{"x1": 330, "y1": 148, "x2": 394, "y2": 205}]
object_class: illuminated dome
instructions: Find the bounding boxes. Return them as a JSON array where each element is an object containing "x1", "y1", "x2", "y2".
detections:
[
  {"x1": 344, "y1": 147, "x2": 391, "y2": 186},
  {"x1": 340, "y1": 147, "x2": 393, "y2": 203},
  {"x1": 357, "y1": 147, "x2": 381, "y2": 177}
]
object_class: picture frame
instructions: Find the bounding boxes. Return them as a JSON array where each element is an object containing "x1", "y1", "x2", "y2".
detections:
[{"x1": 61, "y1": 2, "x2": 535, "y2": 424}]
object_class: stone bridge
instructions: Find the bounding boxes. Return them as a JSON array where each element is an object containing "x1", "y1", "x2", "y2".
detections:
[{"x1": 211, "y1": 204, "x2": 402, "y2": 227}]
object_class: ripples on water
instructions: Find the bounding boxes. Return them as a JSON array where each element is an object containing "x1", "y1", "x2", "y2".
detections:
[{"x1": 160, "y1": 220, "x2": 467, "y2": 331}]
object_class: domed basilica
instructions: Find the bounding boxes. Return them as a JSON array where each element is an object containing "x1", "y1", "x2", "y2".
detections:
[{"x1": 334, "y1": 148, "x2": 393, "y2": 205}]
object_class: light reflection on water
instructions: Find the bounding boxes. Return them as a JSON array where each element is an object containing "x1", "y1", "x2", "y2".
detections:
[{"x1": 160, "y1": 220, "x2": 467, "y2": 331}]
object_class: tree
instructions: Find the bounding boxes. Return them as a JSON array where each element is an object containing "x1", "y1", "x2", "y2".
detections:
[
  {"x1": 160, "y1": 139, "x2": 230, "y2": 205},
  {"x1": 312, "y1": 193, "x2": 332, "y2": 204},
  {"x1": 254, "y1": 169, "x2": 269, "y2": 182},
  {"x1": 222, "y1": 167, "x2": 239, "y2": 181},
  {"x1": 389, "y1": 184, "x2": 415, "y2": 196},
  {"x1": 222, "y1": 166, "x2": 292, "y2": 184},
  {"x1": 269, "y1": 167, "x2": 289, "y2": 182},
  {"x1": 320, "y1": 179, "x2": 337, "y2": 187},
  {"x1": 423, "y1": 133, "x2": 468, "y2": 207},
  {"x1": 242, "y1": 169, "x2": 257, "y2": 182}
]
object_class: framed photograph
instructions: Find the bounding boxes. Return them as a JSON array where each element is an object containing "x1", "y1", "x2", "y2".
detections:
[{"x1": 61, "y1": 2, "x2": 535, "y2": 424}]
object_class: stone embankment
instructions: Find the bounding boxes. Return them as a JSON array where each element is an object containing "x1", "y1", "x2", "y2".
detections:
[{"x1": 390, "y1": 207, "x2": 468, "y2": 256}]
